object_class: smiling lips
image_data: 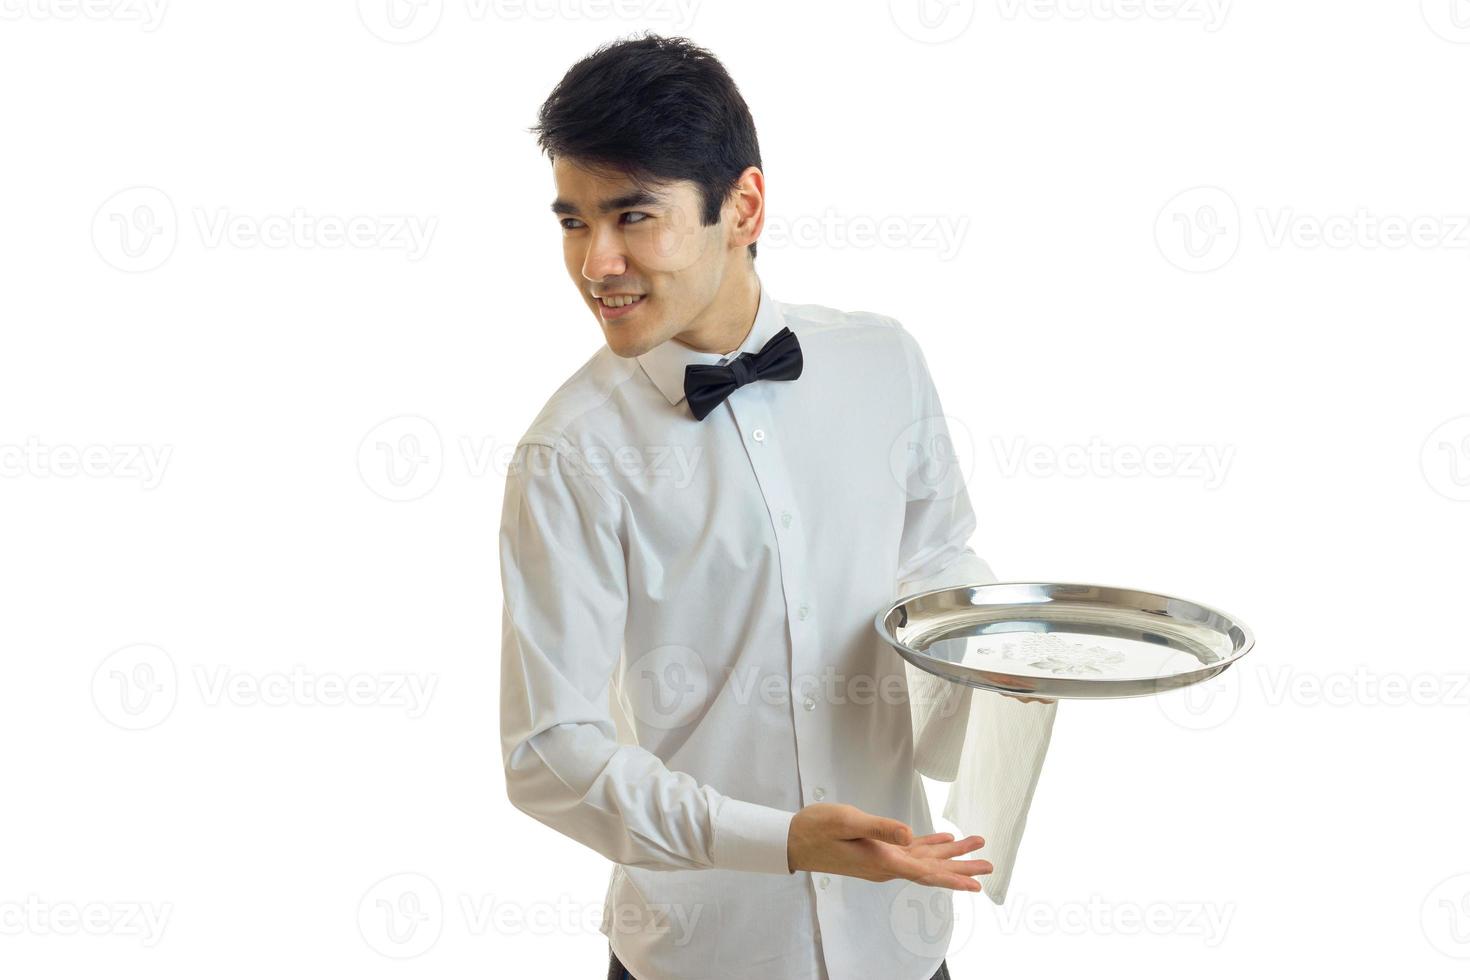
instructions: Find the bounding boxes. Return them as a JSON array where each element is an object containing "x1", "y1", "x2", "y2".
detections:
[{"x1": 596, "y1": 293, "x2": 647, "y2": 319}]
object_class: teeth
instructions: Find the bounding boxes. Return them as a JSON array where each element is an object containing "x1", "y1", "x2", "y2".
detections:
[{"x1": 600, "y1": 294, "x2": 644, "y2": 309}]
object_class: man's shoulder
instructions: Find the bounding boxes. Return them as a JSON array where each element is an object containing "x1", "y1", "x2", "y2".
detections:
[
  {"x1": 780, "y1": 297, "x2": 923, "y2": 368},
  {"x1": 513, "y1": 343, "x2": 640, "y2": 456},
  {"x1": 781, "y1": 297, "x2": 907, "y2": 338}
]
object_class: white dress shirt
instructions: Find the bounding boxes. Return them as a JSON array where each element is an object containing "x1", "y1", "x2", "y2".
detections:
[{"x1": 499, "y1": 278, "x2": 1057, "y2": 980}]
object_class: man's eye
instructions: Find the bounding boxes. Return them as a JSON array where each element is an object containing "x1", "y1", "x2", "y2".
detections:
[
  {"x1": 622, "y1": 211, "x2": 650, "y2": 225},
  {"x1": 559, "y1": 218, "x2": 584, "y2": 231}
]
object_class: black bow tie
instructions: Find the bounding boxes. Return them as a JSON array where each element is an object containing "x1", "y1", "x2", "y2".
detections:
[{"x1": 682, "y1": 326, "x2": 803, "y2": 421}]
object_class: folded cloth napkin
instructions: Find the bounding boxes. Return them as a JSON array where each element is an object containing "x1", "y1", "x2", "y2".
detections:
[{"x1": 899, "y1": 551, "x2": 1058, "y2": 905}]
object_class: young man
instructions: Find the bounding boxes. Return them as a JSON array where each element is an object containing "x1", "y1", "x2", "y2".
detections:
[{"x1": 500, "y1": 33, "x2": 1057, "y2": 980}]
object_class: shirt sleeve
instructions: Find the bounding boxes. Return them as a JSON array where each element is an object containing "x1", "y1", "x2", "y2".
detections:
[
  {"x1": 891, "y1": 326, "x2": 1058, "y2": 905},
  {"x1": 499, "y1": 440, "x2": 795, "y2": 876},
  {"x1": 892, "y1": 323, "x2": 1001, "y2": 780}
]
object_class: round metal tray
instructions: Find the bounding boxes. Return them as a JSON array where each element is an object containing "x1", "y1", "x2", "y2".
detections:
[{"x1": 875, "y1": 582, "x2": 1254, "y2": 699}]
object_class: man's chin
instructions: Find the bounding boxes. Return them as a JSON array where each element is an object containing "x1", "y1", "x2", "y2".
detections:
[{"x1": 601, "y1": 326, "x2": 660, "y2": 360}]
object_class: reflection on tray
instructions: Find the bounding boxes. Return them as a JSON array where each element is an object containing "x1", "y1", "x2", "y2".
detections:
[{"x1": 912, "y1": 611, "x2": 1229, "y2": 670}]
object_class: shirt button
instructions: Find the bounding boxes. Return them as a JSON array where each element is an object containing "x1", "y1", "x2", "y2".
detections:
[
  {"x1": 752, "y1": 428, "x2": 765, "y2": 442},
  {"x1": 818, "y1": 875, "x2": 830, "y2": 890},
  {"x1": 802, "y1": 695, "x2": 816, "y2": 711},
  {"x1": 813, "y1": 786, "x2": 826, "y2": 801},
  {"x1": 780, "y1": 511, "x2": 792, "y2": 528},
  {"x1": 798, "y1": 603, "x2": 810, "y2": 620}
]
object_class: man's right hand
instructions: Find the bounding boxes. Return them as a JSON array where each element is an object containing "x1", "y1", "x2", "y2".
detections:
[{"x1": 785, "y1": 803, "x2": 991, "y2": 892}]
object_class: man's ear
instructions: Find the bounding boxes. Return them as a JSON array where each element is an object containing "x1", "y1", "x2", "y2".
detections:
[{"x1": 725, "y1": 166, "x2": 765, "y2": 253}]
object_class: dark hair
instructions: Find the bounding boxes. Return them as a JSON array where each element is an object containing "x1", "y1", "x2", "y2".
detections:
[{"x1": 531, "y1": 33, "x2": 762, "y2": 260}]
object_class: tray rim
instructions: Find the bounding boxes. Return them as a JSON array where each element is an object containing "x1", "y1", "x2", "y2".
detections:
[{"x1": 873, "y1": 580, "x2": 1256, "y2": 700}]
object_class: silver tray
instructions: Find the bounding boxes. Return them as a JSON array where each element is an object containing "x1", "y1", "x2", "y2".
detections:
[{"x1": 874, "y1": 583, "x2": 1254, "y2": 699}]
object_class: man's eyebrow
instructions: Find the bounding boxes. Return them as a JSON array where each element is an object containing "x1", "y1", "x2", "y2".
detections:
[{"x1": 550, "y1": 188, "x2": 664, "y2": 217}]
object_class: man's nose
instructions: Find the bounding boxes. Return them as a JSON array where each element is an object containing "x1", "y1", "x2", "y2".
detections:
[{"x1": 581, "y1": 224, "x2": 627, "y2": 282}]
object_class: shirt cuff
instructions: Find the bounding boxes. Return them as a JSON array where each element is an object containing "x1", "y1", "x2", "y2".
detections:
[{"x1": 711, "y1": 796, "x2": 796, "y2": 874}]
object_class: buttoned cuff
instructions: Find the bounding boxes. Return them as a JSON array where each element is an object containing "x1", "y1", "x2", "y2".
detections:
[{"x1": 711, "y1": 797, "x2": 796, "y2": 874}]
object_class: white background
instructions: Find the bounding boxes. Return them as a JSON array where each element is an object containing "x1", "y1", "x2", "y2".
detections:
[{"x1": 3, "y1": 1, "x2": 1468, "y2": 977}]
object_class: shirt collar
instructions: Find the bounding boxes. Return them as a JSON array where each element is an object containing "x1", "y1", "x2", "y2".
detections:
[{"x1": 635, "y1": 279, "x2": 783, "y2": 409}]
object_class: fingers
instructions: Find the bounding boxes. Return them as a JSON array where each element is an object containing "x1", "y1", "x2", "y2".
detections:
[
  {"x1": 875, "y1": 830, "x2": 995, "y2": 892},
  {"x1": 904, "y1": 854, "x2": 993, "y2": 877},
  {"x1": 875, "y1": 817, "x2": 913, "y2": 847},
  {"x1": 910, "y1": 866, "x2": 988, "y2": 892},
  {"x1": 893, "y1": 831, "x2": 986, "y2": 854},
  {"x1": 911, "y1": 834, "x2": 985, "y2": 860},
  {"x1": 911, "y1": 859, "x2": 994, "y2": 890},
  {"x1": 838, "y1": 806, "x2": 912, "y2": 847}
]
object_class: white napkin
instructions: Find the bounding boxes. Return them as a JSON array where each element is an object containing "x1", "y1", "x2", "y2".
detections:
[{"x1": 900, "y1": 553, "x2": 1058, "y2": 905}]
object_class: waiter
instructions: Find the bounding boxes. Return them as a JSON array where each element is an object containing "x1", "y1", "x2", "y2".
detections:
[{"x1": 500, "y1": 32, "x2": 1058, "y2": 980}]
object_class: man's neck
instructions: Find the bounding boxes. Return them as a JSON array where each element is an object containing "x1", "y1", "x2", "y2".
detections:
[{"x1": 672, "y1": 270, "x2": 761, "y2": 356}]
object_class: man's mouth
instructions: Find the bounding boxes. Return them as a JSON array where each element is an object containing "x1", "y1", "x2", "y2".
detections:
[{"x1": 596, "y1": 293, "x2": 647, "y2": 318}]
